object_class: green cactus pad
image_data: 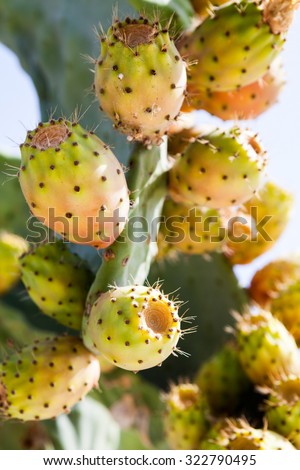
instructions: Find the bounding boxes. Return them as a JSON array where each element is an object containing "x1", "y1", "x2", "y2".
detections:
[
  {"x1": 0, "y1": 336, "x2": 100, "y2": 421},
  {"x1": 20, "y1": 240, "x2": 93, "y2": 330}
]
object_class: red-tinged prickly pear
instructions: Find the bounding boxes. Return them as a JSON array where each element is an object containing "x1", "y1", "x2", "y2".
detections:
[
  {"x1": 264, "y1": 375, "x2": 300, "y2": 449},
  {"x1": 157, "y1": 199, "x2": 224, "y2": 257},
  {"x1": 235, "y1": 310, "x2": 300, "y2": 386},
  {"x1": 180, "y1": 1, "x2": 295, "y2": 96},
  {"x1": 270, "y1": 281, "x2": 300, "y2": 345},
  {"x1": 82, "y1": 285, "x2": 183, "y2": 372},
  {"x1": 0, "y1": 336, "x2": 100, "y2": 421},
  {"x1": 19, "y1": 241, "x2": 93, "y2": 330},
  {"x1": 0, "y1": 232, "x2": 28, "y2": 295},
  {"x1": 163, "y1": 383, "x2": 209, "y2": 450},
  {"x1": 186, "y1": 58, "x2": 285, "y2": 120},
  {"x1": 195, "y1": 342, "x2": 251, "y2": 415},
  {"x1": 168, "y1": 126, "x2": 267, "y2": 209},
  {"x1": 19, "y1": 119, "x2": 129, "y2": 249},
  {"x1": 94, "y1": 16, "x2": 187, "y2": 147},
  {"x1": 249, "y1": 258, "x2": 300, "y2": 308}
]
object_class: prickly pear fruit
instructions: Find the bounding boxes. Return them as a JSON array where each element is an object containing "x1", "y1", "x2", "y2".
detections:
[
  {"x1": 0, "y1": 232, "x2": 28, "y2": 295},
  {"x1": 270, "y1": 281, "x2": 300, "y2": 345},
  {"x1": 203, "y1": 419, "x2": 296, "y2": 450},
  {"x1": 19, "y1": 241, "x2": 93, "y2": 330},
  {"x1": 168, "y1": 126, "x2": 267, "y2": 209},
  {"x1": 187, "y1": 58, "x2": 285, "y2": 119},
  {"x1": 95, "y1": 16, "x2": 187, "y2": 146},
  {"x1": 235, "y1": 310, "x2": 300, "y2": 386},
  {"x1": 249, "y1": 259, "x2": 300, "y2": 308},
  {"x1": 180, "y1": 1, "x2": 291, "y2": 94},
  {"x1": 157, "y1": 198, "x2": 224, "y2": 257},
  {"x1": 191, "y1": 0, "x2": 239, "y2": 21},
  {"x1": 0, "y1": 336, "x2": 100, "y2": 421},
  {"x1": 163, "y1": 383, "x2": 209, "y2": 450},
  {"x1": 83, "y1": 285, "x2": 182, "y2": 372},
  {"x1": 224, "y1": 181, "x2": 293, "y2": 265},
  {"x1": 264, "y1": 375, "x2": 300, "y2": 449},
  {"x1": 195, "y1": 342, "x2": 251, "y2": 415},
  {"x1": 19, "y1": 119, "x2": 129, "y2": 248},
  {"x1": 199, "y1": 420, "x2": 229, "y2": 450}
]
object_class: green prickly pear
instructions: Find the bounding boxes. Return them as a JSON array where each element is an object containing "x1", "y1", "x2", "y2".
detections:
[
  {"x1": 94, "y1": 16, "x2": 187, "y2": 147},
  {"x1": 0, "y1": 232, "x2": 28, "y2": 295},
  {"x1": 235, "y1": 309, "x2": 300, "y2": 386},
  {"x1": 195, "y1": 342, "x2": 251, "y2": 415},
  {"x1": 264, "y1": 375, "x2": 300, "y2": 449},
  {"x1": 19, "y1": 240, "x2": 93, "y2": 330},
  {"x1": 19, "y1": 119, "x2": 129, "y2": 249},
  {"x1": 168, "y1": 126, "x2": 267, "y2": 209},
  {"x1": 180, "y1": 1, "x2": 296, "y2": 95},
  {"x1": 83, "y1": 285, "x2": 182, "y2": 372},
  {"x1": 0, "y1": 336, "x2": 100, "y2": 421},
  {"x1": 163, "y1": 383, "x2": 209, "y2": 450},
  {"x1": 270, "y1": 281, "x2": 300, "y2": 346}
]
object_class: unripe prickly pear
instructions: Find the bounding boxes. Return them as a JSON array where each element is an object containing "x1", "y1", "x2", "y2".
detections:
[
  {"x1": 168, "y1": 126, "x2": 267, "y2": 209},
  {"x1": 235, "y1": 310, "x2": 300, "y2": 386},
  {"x1": 224, "y1": 181, "x2": 293, "y2": 265},
  {"x1": 0, "y1": 232, "x2": 28, "y2": 295},
  {"x1": 0, "y1": 336, "x2": 100, "y2": 421},
  {"x1": 157, "y1": 198, "x2": 224, "y2": 257},
  {"x1": 180, "y1": 1, "x2": 295, "y2": 94},
  {"x1": 201, "y1": 419, "x2": 296, "y2": 450},
  {"x1": 95, "y1": 16, "x2": 187, "y2": 147},
  {"x1": 19, "y1": 119, "x2": 129, "y2": 249},
  {"x1": 270, "y1": 281, "x2": 300, "y2": 345},
  {"x1": 187, "y1": 58, "x2": 285, "y2": 120},
  {"x1": 83, "y1": 285, "x2": 182, "y2": 371},
  {"x1": 264, "y1": 375, "x2": 300, "y2": 449},
  {"x1": 163, "y1": 383, "x2": 209, "y2": 450},
  {"x1": 19, "y1": 241, "x2": 93, "y2": 330},
  {"x1": 195, "y1": 342, "x2": 251, "y2": 415},
  {"x1": 249, "y1": 258, "x2": 300, "y2": 308}
]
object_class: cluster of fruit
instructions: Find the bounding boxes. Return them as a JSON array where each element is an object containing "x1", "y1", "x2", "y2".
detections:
[{"x1": 0, "y1": 0, "x2": 299, "y2": 451}]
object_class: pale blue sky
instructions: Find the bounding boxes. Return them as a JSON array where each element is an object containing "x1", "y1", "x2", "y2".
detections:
[{"x1": 0, "y1": 13, "x2": 299, "y2": 286}]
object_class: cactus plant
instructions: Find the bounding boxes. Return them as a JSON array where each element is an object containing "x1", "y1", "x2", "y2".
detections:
[{"x1": 0, "y1": 0, "x2": 299, "y2": 452}]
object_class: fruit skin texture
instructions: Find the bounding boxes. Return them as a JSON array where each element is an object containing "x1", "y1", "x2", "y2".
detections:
[
  {"x1": 195, "y1": 342, "x2": 251, "y2": 415},
  {"x1": 270, "y1": 281, "x2": 300, "y2": 345},
  {"x1": 164, "y1": 383, "x2": 209, "y2": 450},
  {"x1": 180, "y1": 2, "x2": 285, "y2": 94},
  {"x1": 95, "y1": 17, "x2": 187, "y2": 146},
  {"x1": 187, "y1": 58, "x2": 285, "y2": 119},
  {"x1": 0, "y1": 336, "x2": 100, "y2": 421},
  {"x1": 82, "y1": 285, "x2": 181, "y2": 372},
  {"x1": 235, "y1": 310, "x2": 300, "y2": 386},
  {"x1": 168, "y1": 126, "x2": 267, "y2": 209},
  {"x1": 265, "y1": 375, "x2": 300, "y2": 449},
  {"x1": 20, "y1": 240, "x2": 93, "y2": 330},
  {"x1": 249, "y1": 259, "x2": 300, "y2": 308},
  {"x1": 201, "y1": 419, "x2": 296, "y2": 450},
  {"x1": 224, "y1": 181, "x2": 293, "y2": 265},
  {"x1": 157, "y1": 198, "x2": 224, "y2": 257},
  {"x1": 19, "y1": 119, "x2": 129, "y2": 249},
  {"x1": 0, "y1": 232, "x2": 28, "y2": 295}
]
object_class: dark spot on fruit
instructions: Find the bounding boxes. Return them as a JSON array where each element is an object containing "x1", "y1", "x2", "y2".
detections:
[
  {"x1": 74, "y1": 186, "x2": 80, "y2": 192},
  {"x1": 65, "y1": 212, "x2": 72, "y2": 218},
  {"x1": 150, "y1": 69, "x2": 156, "y2": 75},
  {"x1": 125, "y1": 87, "x2": 132, "y2": 93}
]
